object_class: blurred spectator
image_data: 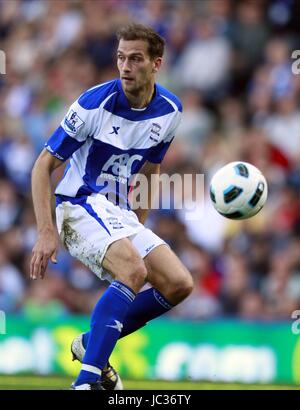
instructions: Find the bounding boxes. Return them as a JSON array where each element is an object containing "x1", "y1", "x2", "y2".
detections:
[
  {"x1": 263, "y1": 95, "x2": 300, "y2": 162},
  {"x1": 239, "y1": 290, "x2": 265, "y2": 319},
  {"x1": 231, "y1": 1, "x2": 269, "y2": 72},
  {"x1": 176, "y1": 89, "x2": 215, "y2": 153},
  {"x1": 0, "y1": 244, "x2": 24, "y2": 312},
  {"x1": 1, "y1": 133, "x2": 35, "y2": 193},
  {"x1": 21, "y1": 274, "x2": 70, "y2": 322},
  {"x1": 172, "y1": 16, "x2": 231, "y2": 100},
  {"x1": 261, "y1": 249, "x2": 300, "y2": 318},
  {"x1": 0, "y1": 179, "x2": 20, "y2": 232},
  {"x1": 219, "y1": 252, "x2": 253, "y2": 315}
]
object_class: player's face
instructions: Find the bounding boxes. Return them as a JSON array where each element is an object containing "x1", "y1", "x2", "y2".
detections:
[{"x1": 117, "y1": 39, "x2": 161, "y2": 94}]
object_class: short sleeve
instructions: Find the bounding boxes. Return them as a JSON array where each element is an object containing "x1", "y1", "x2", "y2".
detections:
[
  {"x1": 147, "y1": 111, "x2": 182, "y2": 164},
  {"x1": 45, "y1": 99, "x2": 94, "y2": 162}
]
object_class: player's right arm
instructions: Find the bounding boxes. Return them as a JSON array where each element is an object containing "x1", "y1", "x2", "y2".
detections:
[
  {"x1": 30, "y1": 149, "x2": 64, "y2": 280},
  {"x1": 30, "y1": 86, "x2": 101, "y2": 279}
]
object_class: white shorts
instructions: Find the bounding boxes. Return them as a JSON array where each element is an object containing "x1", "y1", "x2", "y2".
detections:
[{"x1": 55, "y1": 193, "x2": 166, "y2": 282}]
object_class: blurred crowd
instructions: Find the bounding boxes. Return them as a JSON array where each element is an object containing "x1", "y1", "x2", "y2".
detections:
[{"x1": 0, "y1": 0, "x2": 300, "y2": 321}]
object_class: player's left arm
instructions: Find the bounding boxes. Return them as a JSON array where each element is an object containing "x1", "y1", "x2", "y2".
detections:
[{"x1": 131, "y1": 161, "x2": 160, "y2": 225}]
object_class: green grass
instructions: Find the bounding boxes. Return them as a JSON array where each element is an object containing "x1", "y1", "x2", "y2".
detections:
[{"x1": 0, "y1": 375, "x2": 299, "y2": 390}]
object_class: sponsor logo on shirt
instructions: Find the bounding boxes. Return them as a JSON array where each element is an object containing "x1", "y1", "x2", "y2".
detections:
[{"x1": 109, "y1": 126, "x2": 120, "y2": 135}]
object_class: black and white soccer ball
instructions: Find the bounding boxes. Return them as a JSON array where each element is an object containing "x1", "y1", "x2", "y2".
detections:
[{"x1": 209, "y1": 161, "x2": 268, "y2": 220}]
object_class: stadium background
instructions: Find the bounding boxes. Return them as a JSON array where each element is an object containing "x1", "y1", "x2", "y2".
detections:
[{"x1": 0, "y1": 0, "x2": 300, "y2": 389}]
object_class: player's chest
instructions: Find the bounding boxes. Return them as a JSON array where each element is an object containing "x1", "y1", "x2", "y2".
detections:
[{"x1": 93, "y1": 112, "x2": 168, "y2": 149}]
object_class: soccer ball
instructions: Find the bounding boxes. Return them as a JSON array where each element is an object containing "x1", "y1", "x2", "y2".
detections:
[{"x1": 209, "y1": 161, "x2": 268, "y2": 220}]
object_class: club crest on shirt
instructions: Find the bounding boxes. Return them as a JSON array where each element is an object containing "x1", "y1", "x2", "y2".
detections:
[
  {"x1": 149, "y1": 123, "x2": 161, "y2": 142},
  {"x1": 64, "y1": 110, "x2": 85, "y2": 133}
]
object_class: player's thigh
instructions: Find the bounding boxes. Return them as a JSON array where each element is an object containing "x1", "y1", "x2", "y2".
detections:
[
  {"x1": 102, "y1": 237, "x2": 147, "y2": 290},
  {"x1": 57, "y1": 198, "x2": 146, "y2": 285},
  {"x1": 144, "y1": 245, "x2": 194, "y2": 303}
]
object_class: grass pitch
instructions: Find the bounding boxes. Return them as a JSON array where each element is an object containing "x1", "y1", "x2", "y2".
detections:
[{"x1": 0, "y1": 375, "x2": 299, "y2": 390}]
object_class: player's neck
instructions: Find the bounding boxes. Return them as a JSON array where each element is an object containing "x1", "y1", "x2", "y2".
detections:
[{"x1": 124, "y1": 82, "x2": 155, "y2": 109}]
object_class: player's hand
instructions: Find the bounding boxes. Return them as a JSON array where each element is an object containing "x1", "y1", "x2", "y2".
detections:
[{"x1": 30, "y1": 228, "x2": 59, "y2": 280}]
